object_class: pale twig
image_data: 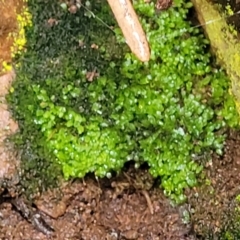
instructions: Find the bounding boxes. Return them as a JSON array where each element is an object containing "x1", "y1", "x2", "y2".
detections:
[{"x1": 141, "y1": 189, "x2": 154, "y2": 215}]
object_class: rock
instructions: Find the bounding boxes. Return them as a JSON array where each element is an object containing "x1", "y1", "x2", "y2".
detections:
[
  {"x1": 0, "y1": 70, "x2": 20, "y2": 195},
  {"x1": 121, "y1": 230, "x2": 139, "y2": 239},
  {"x1": 0, "y1": 69, "x2": 15, "y2": 97}
]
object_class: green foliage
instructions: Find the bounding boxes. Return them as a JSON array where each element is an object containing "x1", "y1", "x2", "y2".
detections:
[
  {"x1": 9, "y1": 0, "x2": 238, "y2": 202},
  {"x1": 9, "y1": 0, "x2": 124, "y2": 194}
]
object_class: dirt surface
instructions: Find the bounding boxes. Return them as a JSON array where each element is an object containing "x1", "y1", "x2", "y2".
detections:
[
  {"x1": 0, "y1": 167, "x2": 196, "y2": 240},
  {"x1": 187, "y1": 130, "x2": 240, "y2": 238}
]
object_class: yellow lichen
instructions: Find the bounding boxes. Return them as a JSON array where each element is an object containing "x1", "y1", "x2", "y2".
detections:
[{"x1": 0, "y1": 0, "x2": 32, "y2": 75}]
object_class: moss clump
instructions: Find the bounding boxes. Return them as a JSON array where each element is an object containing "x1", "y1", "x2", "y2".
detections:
[{"x1": 9, "y1": 0, "x2": 239, "y2": 202}]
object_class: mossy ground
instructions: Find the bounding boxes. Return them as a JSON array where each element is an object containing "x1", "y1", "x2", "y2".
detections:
[
  {"x1": 7, "y1": 0, "x2": 239, "y2": 205},
  {"x1": 1, "y1": 0, "x2": 240, "y2": 238}
]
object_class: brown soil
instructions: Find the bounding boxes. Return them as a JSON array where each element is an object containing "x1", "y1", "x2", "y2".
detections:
[
  {"x1": 0, "y1": 167, "x2": 196, "y2": 240},
  {"x1": 187, "y1": 130, "x2": 240, "y2": 239}
]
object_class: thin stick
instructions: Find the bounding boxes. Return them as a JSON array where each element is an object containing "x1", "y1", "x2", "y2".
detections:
[
  {"x1": 141, "y1": 189, "x2": 154, "y2": 215},
  {"x1": 107, "y1": 0, "x2": 150, "y2": 62}
]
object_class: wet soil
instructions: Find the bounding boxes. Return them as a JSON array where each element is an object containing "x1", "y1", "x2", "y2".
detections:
[
  {"x1": 0, "y1": 167, "x2": 195, "y2": 240},
  {"x1": 187, "y1": 130, "x2": 240, "y2": 239}
]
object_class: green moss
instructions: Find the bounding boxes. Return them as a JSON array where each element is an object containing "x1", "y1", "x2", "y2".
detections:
[
  {"x1": 8, "y1": 0, "x2": 123, "y2": 196},
  {"x1": 8, "y1": 0, "x2": 239, "y2": 202}
]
